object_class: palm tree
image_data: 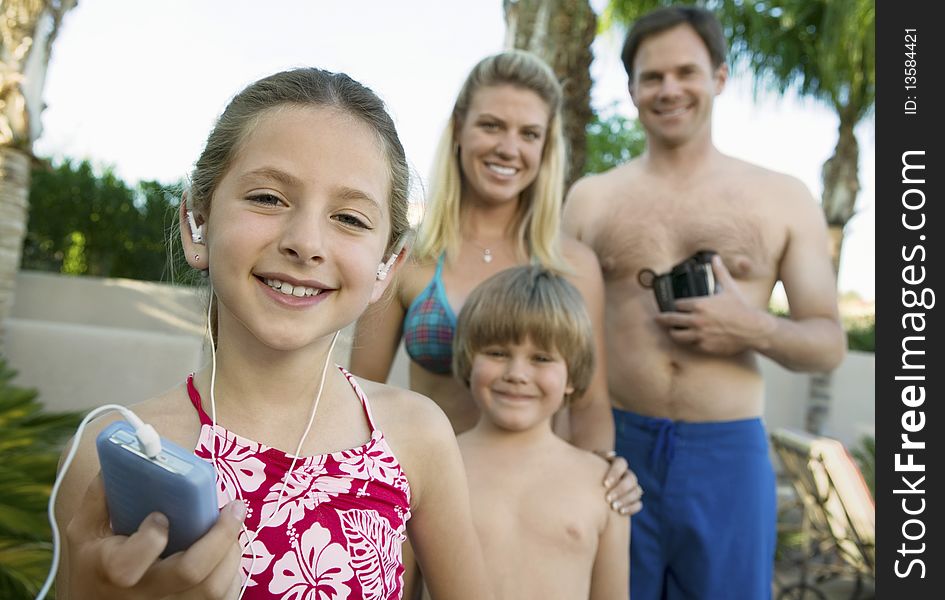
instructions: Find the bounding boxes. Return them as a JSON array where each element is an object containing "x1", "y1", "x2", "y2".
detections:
[
  {"x1": 0, "y1": 357, "x2": 80, "y2": 598},
  {"x1": 503, "y1": 0, "x2": 597, "y2": 188},
  {"x1": 603, "y1": 0, "x2": 875, "y2": 434},
  {"x1": 0, "y1": 0, "x2": 76, "y2": 344}
]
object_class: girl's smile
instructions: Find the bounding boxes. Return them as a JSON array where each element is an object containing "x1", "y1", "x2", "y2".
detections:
[
  {"x1": 255, "y1": 273, "x2": 332, "y2": 308},
  {"x1": 203, "y1": 105, "x2": 394, "y2": 351}
]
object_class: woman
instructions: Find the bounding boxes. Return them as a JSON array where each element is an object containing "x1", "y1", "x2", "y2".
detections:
[{"x1": 351, "y1": 50, "x2": 641, "y2": 515}]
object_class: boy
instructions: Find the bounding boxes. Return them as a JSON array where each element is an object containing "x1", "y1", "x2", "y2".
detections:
[{"x1": 452, "y1": 265, "x2": 629, "y2": 599}]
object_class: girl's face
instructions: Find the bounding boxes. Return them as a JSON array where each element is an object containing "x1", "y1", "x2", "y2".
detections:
[
  {"x1": 469, "y1": 337, "x2": 573, "y2": 433},
  {"x1": 456, "y1": 84, "x2": 550, "y2": 208},
  {"x1": 195, "y1": 105, "x2": 394, "y2": 352}
]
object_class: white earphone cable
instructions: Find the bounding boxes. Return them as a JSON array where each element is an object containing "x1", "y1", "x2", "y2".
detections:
[
  {"x1": 202, "y1": 287, "x2": 340, "y2": 599},
  {"x1": 36, "y1": 403, "x2": 164, "y2": 600},
  {"x1": 38, "y1": 244, "x2": 349, "y2": 600}
]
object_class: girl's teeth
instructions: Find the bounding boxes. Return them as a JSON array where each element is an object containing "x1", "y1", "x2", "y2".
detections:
[{"x1": 265, "y1": 279, "x2": 319, "y2": 297}]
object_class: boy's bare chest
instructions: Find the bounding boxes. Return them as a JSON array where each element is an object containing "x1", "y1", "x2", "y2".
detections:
[{"x1": 472, "y1": 469, "x2": 600, "y2": 553}]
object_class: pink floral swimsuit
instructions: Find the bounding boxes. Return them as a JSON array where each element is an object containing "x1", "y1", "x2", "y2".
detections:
[{"x1": 187, "y1": 367, "x2": 411, "y2": 599}]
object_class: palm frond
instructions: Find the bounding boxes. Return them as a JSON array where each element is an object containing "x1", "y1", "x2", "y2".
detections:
[{"x1": 0, "y1": 357, "x2": 81, "y2": 598}]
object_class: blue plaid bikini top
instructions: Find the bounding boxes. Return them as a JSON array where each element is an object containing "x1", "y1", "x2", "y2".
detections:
[{"x1": 403, "y1": 254, "x2": 456, "y2": 376}]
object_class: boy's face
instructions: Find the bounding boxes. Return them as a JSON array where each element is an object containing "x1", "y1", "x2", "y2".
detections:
[{"x1": 469, "y1": 337, "x2": 574, "y2": 433}]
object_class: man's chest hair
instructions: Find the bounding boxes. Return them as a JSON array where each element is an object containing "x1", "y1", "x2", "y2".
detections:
[{"x1": 590, "y1": 191, "x2": 783, "y2": 283}]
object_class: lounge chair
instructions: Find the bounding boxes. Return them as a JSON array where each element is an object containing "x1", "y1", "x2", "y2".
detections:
[{"x1": 770, "y1": 428, "x2": 875, "y2": 599}]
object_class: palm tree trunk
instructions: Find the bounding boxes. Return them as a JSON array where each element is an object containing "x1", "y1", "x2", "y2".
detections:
[
  {"x1": 0, "y1": 147, "x2": 30, "y2": 336},
  {"x1": 0, "y1": 0, "x2": 76, "y2": 346},
  {"x1": 504, "y1": 0, "x2": 596, "y2": 188},
  {"x1": 805, "y1": 117, "x2": 859, "y2": 435},
  {"x1": 821, "y1": 118, "x2": 860, "y2": 272}
]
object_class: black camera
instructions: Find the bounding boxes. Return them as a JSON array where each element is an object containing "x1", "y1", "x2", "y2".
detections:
[{"x1": 638, "y1": 250, "x2": 719, "y2": 312}]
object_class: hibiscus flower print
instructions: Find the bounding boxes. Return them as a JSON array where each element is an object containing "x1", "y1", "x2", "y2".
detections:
[
  {"x1": 198, "y1": 424, "x2": 268, "y2": 502},
  {"x1": 337, "y1": 436, "x2": 402, "y2": 487},
  {"x1": 269, "y1": 523, "x2": 353, "y2": 600},
  {"x1": 257, "y1": 455, "x2": 352, "y2": 531},
  {"x1": 238, "y1": 528, "x2": 275, "y2": 589},
  {"x1": 341, "y1": 509, "x2": 404, "y2": 600}
]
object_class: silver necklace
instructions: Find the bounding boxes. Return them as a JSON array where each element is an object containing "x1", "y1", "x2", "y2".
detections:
[{"x1": 468, "y1": 240, "x2": 494, "y2": 263}]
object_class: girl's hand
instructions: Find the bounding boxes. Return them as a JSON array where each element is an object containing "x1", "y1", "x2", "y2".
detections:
[
  {"x1": 597, "y1": 452, "x2": 643, "y2": 516},
  {"x1": 65, "y1": 475, "x2": 245, "y2": 599}
]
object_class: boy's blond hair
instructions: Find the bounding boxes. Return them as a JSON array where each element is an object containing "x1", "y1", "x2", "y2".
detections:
[{"x1": 453, "y1": 265, "x2": 595, "y2": 402}]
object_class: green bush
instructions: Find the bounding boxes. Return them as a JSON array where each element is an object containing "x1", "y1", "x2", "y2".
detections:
[
  {"x1": 0, "y1": 357, "x2": 81, "y2": 598},
  {"x1": 23, "y1": 158, "x2": 188, "y2": 283},
  {"x1": 845, "y1": 314, "x2": 875, "y2": 353}
]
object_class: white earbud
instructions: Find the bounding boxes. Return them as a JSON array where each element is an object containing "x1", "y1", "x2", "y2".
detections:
[
  {"x1": 186, "y1": 210, "x2": 205, "y2": 244},
  {"x1": 376, "y1": 259, "x2": 395, "y2": 281},
  {"x1": 376, "y1": 233, "x2": 410, "y2": 281}
]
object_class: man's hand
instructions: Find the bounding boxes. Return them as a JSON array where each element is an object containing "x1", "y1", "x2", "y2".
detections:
[{"x1": 653, "y1": 255, "x2": 776, "y2": 355}]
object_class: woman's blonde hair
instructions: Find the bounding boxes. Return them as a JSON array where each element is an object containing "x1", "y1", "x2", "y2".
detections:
[
  {"x1": 453, "y1": 265, "x2": 595, "y2": 402},
  {"x1": 415, "y1": 50, "x2": 568, "y2": 271}
]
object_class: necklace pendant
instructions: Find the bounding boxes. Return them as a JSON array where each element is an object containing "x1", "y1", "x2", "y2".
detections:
[{"x1": 482, "y1": 249, "x2": 493, "y2": 263}]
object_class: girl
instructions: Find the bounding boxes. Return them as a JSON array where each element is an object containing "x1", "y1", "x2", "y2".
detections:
[
  {"x1": 53, "y1": 68, "x2": 491, "y2": 599},
  {"x1": 350, "y1": 50, "x2": 641, "y2": 514}
]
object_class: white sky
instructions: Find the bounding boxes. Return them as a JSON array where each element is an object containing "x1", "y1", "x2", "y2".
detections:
[{"x1": 34, "y1": 0, "x2": 874, "y2": 300}]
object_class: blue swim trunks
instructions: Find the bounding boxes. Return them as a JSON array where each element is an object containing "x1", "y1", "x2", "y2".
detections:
[{"x1": 613, "y1": 408, "x2": 777, "y2": 600}]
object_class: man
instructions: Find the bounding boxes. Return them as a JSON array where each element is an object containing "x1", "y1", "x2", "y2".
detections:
[{"x1": 563, "y1": 6, "x2": 846, "y2": 600}]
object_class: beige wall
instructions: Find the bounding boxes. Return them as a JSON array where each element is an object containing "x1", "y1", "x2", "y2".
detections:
[
  {"x1": 4, "y1": 272, "x2": 874, "y2": 448},
  {"x1": 5, "y1": 271, "x2": 207, "y2": 411},
  {"x1": 759, "y1": 352, "x2": 875, "y2": 449}
]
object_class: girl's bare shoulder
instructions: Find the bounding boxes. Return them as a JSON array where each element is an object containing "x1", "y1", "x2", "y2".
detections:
[
  {"x1": 125, "y1": 383, "x2": 204, "y2": 447},
  {"x1": 353, "y1": 377, "x2": 460, "y2": 497},
  {"x1": 354, "y1": 377, "x2": 453, "y2": 442},
  {"x1": 67, "y1": 381, "x2": 195, "y2": 458}
]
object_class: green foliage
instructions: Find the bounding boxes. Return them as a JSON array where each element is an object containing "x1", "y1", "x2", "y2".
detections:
[
  {"x1": 61, "y1": 231, "x2": 87, "y2": 275},
  {"x1": 23, "y1": 158, "x2": 186, "y2": 283},
  {"x1": 851, "y1": 434, "x2": 874, "y2": 499},
  {"x1": 775, "y1": 527, "x2": 806, "y2": 562},
  {"x1": 844, "y1": 314, "x2": 874, "y2": 353},
  {"x1": 584, "y1": 111, "x2": 647, "y2": 175},
  {"x1": 0, "y1": 357, "x2": 82, "y2": 598}
]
